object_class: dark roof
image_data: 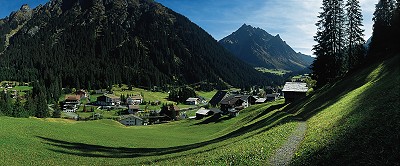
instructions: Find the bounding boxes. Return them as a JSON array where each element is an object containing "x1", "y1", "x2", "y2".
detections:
[
  {"x1": 209, "y1": 91, "x2": 228, "y2": 106},
  {"x1": 220, "y1": 95, "x2": 245, "y2": 105},
  {"x1": 240, "y1": 95, "x2": 256, "y2": 101}
]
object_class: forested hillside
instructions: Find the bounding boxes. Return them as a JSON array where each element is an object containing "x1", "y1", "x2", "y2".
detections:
[{"x1": 0, "y1": 0, "x2": 280, "y2": 91}]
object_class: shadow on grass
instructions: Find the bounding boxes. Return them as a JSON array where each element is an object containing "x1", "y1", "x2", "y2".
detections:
[
  {"x1": 38, "y1": 55, "x2": 400, "y2": 162},
  {"x1": 193, "y1": 114, "x2": 232, "y2": 125},
  {"x1": 37, "y1": 106, "x2": 292, "y2": 159},
  {"x1": 290, "y1": 55, "x2": 400, "y2": 165}
]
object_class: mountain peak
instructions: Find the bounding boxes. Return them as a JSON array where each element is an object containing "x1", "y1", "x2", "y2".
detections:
[
  {"x1": 20, "y1": 4, "x2": 31, "y2": 11},
  {"x1": 219, "y1": 26, "x2": 314, "y2": 71}
]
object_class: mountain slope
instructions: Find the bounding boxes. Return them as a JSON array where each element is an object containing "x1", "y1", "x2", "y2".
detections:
[
  {"x1": 0, "y1": 0, "x2": 276, "y2": 89},
  {"x1": 219, "y1": 24, "x2": 314, "y2": 72}
]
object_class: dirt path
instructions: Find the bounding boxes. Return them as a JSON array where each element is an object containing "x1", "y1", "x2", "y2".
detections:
[{"x1": 270, "y1": 121, "x2": 307, "y2": 166}]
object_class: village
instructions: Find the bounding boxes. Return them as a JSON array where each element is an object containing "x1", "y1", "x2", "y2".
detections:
[{"x1": 58, "y1": 81, "x2": 310, "y2": 126}]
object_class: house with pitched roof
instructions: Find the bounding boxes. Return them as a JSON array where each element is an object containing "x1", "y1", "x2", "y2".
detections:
[
  {"x1": 282, "y1": 82, "x2": 308, "y2": 103},
  {"x1": 96, "y1": 94, "x2": 121, "y2": 106}
]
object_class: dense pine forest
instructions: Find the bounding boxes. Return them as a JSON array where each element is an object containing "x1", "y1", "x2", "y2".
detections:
[
  {"x1": 312, "y1": 0, "x2": 400, "y2": 87},
  {"x1": 0, "y1": 0, "x2": 282, "y2": 95}
]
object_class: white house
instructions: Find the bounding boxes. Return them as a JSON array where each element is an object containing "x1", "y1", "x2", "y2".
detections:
[
  {"x1": 126, "y1": 95, "x2": 143, "y2": 105},
  {"x1": 119, "y1": 115, "x2": 144, "y2": 126},
  {"x1": 186, "y1": 98, "x2": 200, "y2": 105}
]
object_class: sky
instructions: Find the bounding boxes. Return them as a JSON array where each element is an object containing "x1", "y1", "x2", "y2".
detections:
[{"x1": 0, "y1": 0, "x2": 376, "y2": 55}]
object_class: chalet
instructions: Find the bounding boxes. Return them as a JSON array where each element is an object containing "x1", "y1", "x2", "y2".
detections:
[
  {"x1": 266, "y1": 93, "x2": 280, "y2": 101},
  {"x1": 240, "y1": 95, "x2": 257, "y2": 107},
  {"x1": 65, "y1": 95, "x2": 81, "y2": 104},
  {"x1": 119, "y1": 115, "x2": 144, "y2": 126},
  {"x1": 209, "y1": 91, "x2": 228, "y2": 107},
  {"x1": 255, "y1": 98, "x2": 267, "y2": 104},
  {"x1": 127, "y1": 105, "x2": 140, "y2": 114},
  {"x1": 186, "y1": 97, "x2": 200, "y2": 105},
  {"x1": 220, "y1": 96, "x2": 245, "y2": 114},
  {"x1": 282, "y1": 82, "x2": 308, "y2": 103},
  {"x1": 229, "y1": 107, "x2": 244, "y2": 117},
  {"x1": 96, "y1": 94, "x2": 121, "y2": 106},
  {"x1": 196, "y1": 108, "x2": 213, "y2": 119},
  {"x1": 63, "y1": 95, "x2": 81, "y2": 112},
  {"x1": 126, "y1": 95, "x2": 143, "y2": 105}
]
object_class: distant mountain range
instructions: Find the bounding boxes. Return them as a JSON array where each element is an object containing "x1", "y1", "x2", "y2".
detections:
[
  {"x1": 0, "y1": 0, "x2": 282, "y2": 89},
  {"x1": 219, "y1": 24, "x2": 314, "y2": 72}
]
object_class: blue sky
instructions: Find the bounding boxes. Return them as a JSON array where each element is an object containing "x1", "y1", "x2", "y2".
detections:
[{"x1": 1, "y1": 0, "x2": 376, "y2": 55}]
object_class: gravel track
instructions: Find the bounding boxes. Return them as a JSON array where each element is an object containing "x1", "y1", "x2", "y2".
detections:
[{"x1": 270, "y1": 122, "x2": 307, "y2": 166}]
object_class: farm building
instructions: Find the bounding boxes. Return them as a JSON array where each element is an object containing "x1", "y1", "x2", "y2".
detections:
[
  {"x1": 63, "y1": 95, "x2": 81, "y2": 112},
  {"x1": 186, "y1": 98, "x2": 200, "y2": 105},
  {"x1": 119, "y1": 115, "x2": 144, "y2": 126},
  {"x1": 220, "y1": 96, "x2": 246, "y2": 114},
  {"x1": 96, "y1": 94, "x2": 121, "y2": 106},
  {"x1": 282, "y1": 82, "x2": 308, "y2": 103},
  {"x1": 126, "y1": 95, "x2": 143, "y2": 105},
  {"x1": 209, "y1": 91, "x2": 228, "y2": 107},
  {"x1": 220, "y1": 95, "x2": 256, "y2": 110},
  {"x1": 240, "y1": 95, "x2": 257, "y2": 107},
  {"x1": 127, "y1": 105, "x2": 140, "y2": 114},
  {"x1": 196, "y1": 108, "x2": 213, "y2": 119}
]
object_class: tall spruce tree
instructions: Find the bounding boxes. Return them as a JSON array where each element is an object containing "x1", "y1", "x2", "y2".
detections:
[
  {"x1": 345, "y1": 0, "x2": 366, "y2": 69},
  {"x1": 312, "y1": 0, "x2": 347, "y2": 87},
  {"x1": 369, "y1": 0, "x2": 395, "y2": 54}
]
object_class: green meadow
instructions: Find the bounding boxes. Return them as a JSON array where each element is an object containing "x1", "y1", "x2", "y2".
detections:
[
  {"x1": 0, "y1": 101, "x2": 298, "y2": 165},
  {"x1": 0, "y1": 55, "x2": 398, "y2": 165}
]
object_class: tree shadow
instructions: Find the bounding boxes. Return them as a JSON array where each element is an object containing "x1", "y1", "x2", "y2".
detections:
[
  {"x1": 193, "y1": 114, "x2": 231, "y2": 125},
  {"x1": 37, "y1": 106, "x2": 293, "y2": 159},
  {"x1": 37, "y1": 56, "x2": 398, "y2": 162}
]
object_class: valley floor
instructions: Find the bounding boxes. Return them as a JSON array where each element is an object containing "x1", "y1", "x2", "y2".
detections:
[{"x1": 0, "y1": 55, "x2": 399, "y2": 165}]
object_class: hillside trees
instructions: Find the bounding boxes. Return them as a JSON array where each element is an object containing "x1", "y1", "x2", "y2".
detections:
[
  {"x1": 345, "y1": 0, "x2": 366, "y2": 69},
  {"x1": 312, "y1": 0, "x2": 347, "y2": 86},
  {"x1": 368, "y1": 0, "x2": 400, "y2": 56},
  {"x1": 312, "y1": 0, "x2": 370, "y2": 87},
  {"x1": 369, "y1": 0, "x2": 396, "y2": 55}
]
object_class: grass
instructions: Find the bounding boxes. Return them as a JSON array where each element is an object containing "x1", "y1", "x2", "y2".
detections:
[
  {"x1": 255, "y1": 67, "x2": 291, "y2": 76},
  {"x1": 0, "y1": 100, "x2": 299, "y2": 165},
  {"x1": 287, "y1": 54, "x2": 400, "y2": 165},
  {"x1": 1, "y1": 55, "x2": 398, "y2": 165},
  {"x1": 196, "y1": 90, "x2": 218, "y2": 100}
]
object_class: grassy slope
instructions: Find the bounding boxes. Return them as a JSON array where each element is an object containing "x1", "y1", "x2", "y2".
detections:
[
  {"x1": 0, "y1": 100, "x2": 298, "y2": 165},
  {"x1": 0, "y1": 55, "x2": 397, "y2": 165},
  {"x1": 288, "y1": 55, "x2": 400, "y2": 165}
]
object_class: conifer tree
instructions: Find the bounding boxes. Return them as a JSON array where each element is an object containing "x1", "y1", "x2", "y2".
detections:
[
  {"x1": 345, "y1": 0, "x2": 365, "y2": 69},
  {"x1": 369, "y1": 0, "x2": 395, "y2": 54},
  {"x1": 312, "y1": 0, "x2": 347, "y2": 86},
  {"x1": 35, "y1": 92, "x2": 50, "y2": 118},
  {"x1": 12, "y1": 97, "x2": 25, "y2": 117}
]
